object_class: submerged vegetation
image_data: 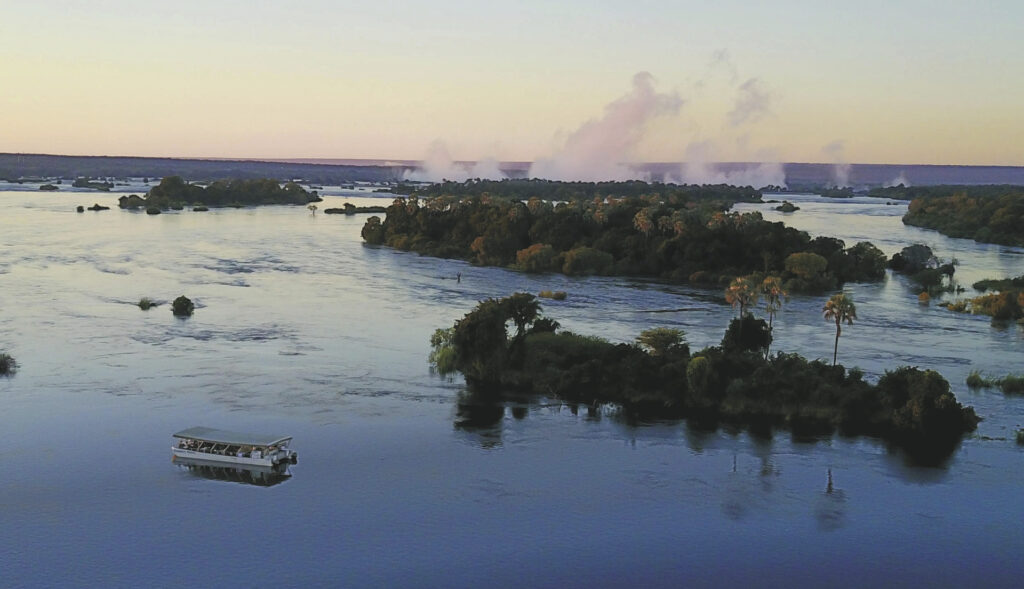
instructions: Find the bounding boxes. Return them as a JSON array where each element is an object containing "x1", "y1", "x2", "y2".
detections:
[
  {"x1": 118, "y1": 176, "x2": 322, "y2": 211},
  {"x1": 939, "y1": 274, "x2": 1024, "y2": 324},
  {"x1": 431, "y1": 294, "x2": 979, "y2": 456},
  {"x1": 362, "y1": 181, "x2": 888, "y2": 293},
  {"x1": 0, "y1": 352, "x2": 16, "y2": 376},
  {"x1": 893, "y1": 185, "x2": 1024, "y2": 246}
]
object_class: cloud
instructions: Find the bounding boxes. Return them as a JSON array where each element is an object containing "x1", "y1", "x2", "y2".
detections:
[
  {"x1": 727, "y1": 78, "x2": 772, "y2": 127},
  {"x1": 528, "y1": 72, "x2": 683, "y2": 181}
]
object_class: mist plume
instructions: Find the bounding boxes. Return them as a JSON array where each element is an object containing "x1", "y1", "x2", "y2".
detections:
[
  {"x1": 404, "y1": 141, "x2": 505, "y2": 182},
  {"x1": 823, "y1": 140, "x2": 851, "y2": 187},
  {"x1": 528, "y1": 72, "x2": 683, "y2": 181}
]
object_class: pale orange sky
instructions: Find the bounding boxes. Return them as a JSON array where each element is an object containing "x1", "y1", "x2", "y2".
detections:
[{"x1": 2, "y1": 1, "x2": 1022, "y2": 166}]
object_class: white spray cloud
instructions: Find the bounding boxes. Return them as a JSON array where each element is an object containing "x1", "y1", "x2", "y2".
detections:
[
  {"x1": 679, "y1": 141, "x2": 786, "y2": 188},
  {"x1": 404, "y1": 141, "x2": 505, "y2": 182},
  {"x1": 727, "y1": 78, "x2": 772, "y2": 127},
  {"x1": 884, "y1": 172, "x2": 911, "y2": 188},
  {"x1": 528, "y1": 72, "x2": 683, "y2": 181},
  {"x1": 822, "y1": 140, "x2": 851, "y2": 187}
]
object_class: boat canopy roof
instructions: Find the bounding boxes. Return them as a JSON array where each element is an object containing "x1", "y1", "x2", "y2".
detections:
[{"x1": 173, "y1": 426, "x2": 292, "y2": 447}]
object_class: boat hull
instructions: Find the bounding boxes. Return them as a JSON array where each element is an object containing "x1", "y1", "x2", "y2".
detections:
[{"x1": 172, "y1": 447, "x2": 281, "y2": 467}]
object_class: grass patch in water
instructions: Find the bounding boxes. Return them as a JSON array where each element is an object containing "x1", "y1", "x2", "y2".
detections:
[
  {"x1": 138, "y1": 297, "x2": 159, "y2": 310},
  {"x1": 1000, "y1": 375, "x2": 1024, "y2": 395},
  {"x1": 966, "y1": 370, "x2": 1024, "y2": 395},
  {"x1": 966, "y1": 370, "x2": 997, "y2": 389}
]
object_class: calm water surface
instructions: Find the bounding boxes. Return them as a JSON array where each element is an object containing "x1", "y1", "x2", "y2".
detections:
[{"x1": 2, "y1": 190, "x2": 1023, "y2": 588}]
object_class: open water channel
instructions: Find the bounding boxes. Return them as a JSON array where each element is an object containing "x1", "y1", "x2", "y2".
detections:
[{"x1": 1, "y1": 189, "x2": 1022, "y2": 587}]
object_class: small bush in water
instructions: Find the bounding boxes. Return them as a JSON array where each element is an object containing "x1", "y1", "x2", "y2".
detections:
[
  {"x1": 0, "y1": 352, "x2": 17, "y2": 375},
  {"x1": 171, "y1": 295, "x2": 195, "y2": 317},
  {"x1": 138, "y1": 297, "x2": 158, "y2": 310},
  {"x1": 539, "y1": 290, "x2": 567, "y2": 300}
]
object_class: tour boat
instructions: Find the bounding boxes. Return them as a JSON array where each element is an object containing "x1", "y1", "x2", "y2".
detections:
[{"x1": 172, "y1": 426, "x2": 298, "y2": 467}]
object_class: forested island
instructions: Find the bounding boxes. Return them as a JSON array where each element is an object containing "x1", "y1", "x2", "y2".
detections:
[
  {"x1": 361, "y1": 181, "x2": 887, "y2": 293},
  {"x1": 895, "y1": 186, "x2": 1024, "y2": 246},
  {"x1": 431, "y1": 294, "x2": 979, "y2": 458},
  {"x1": 118, "y1": 176, "x2": 322, "y2": 210}
]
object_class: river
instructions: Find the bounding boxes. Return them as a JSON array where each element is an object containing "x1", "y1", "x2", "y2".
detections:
[{"x1": 1, "y1": 189, "x2": 1022, "y2": 587}]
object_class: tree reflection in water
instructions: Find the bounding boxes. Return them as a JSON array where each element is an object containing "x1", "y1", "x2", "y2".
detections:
[{"x1": 814, "y1": 468, "x2": 848, "y2": 531}]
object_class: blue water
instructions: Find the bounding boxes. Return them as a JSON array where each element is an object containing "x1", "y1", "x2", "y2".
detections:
[{"x1": 1, "y1": 190, "x2": 1023, "y2": 587}]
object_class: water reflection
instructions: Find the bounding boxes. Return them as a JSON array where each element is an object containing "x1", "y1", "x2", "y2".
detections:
[
  {"x1": 454, "y1": 392, "x2": 505, "y2": 448},
  {"x1": 173, "y1": 456, "x2": 293, "y2": 487},
  {"x1": 814, "y1": 468, "x2": 848, "y2": 531}
]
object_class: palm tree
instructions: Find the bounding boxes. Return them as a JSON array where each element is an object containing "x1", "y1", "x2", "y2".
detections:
[
  {"x1": 725, "y1": 277, "x2": 759, "y2": 317},
  {"x1": 761, "y1": 276, "x2": 787, "y2": 330},
  {"x1": 823, "y1": 293, "x2": 857, "y2": 366},
  {"x1": 503, "y1": 292, "x2": 541, "y2": 342}
]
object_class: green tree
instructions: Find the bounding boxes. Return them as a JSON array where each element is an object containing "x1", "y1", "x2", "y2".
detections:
[
  {"x1": 502, "y1": 293, "x2": 541, "y2": 344},
  {"x1": 823, "y1": 293, "x2": 857, "y2": 365},
  {"x1": 636, "y1": 327, "x2": 687, "y2": 357}
]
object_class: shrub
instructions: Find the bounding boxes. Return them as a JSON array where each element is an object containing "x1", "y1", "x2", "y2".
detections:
[
  {"x1": 562, "y1": 247, "x2": 614, "y2": 276},
  {"x1": 171, "y1": 295, "x2": 195, "y2": 317},
  {"x1": 146, "y1": 207, "x2": 161, "y2": 215},
  {"x1": 636, "y1": 327, "x2": 687, "y2": 357},
  {"x1": 0, "y1": 352, "x2": 16, "y2": 375},
  {"x1": 516, "y1": 244, "x2": 559, "y2": 273},
  {"x1": 971, "y1": 292, "x2": 1021, "y2": 321},
  {"x1": 1017, "y1": 429, "x2": 1024, "y2": 445},
  {"x1": 361, "y1": 216, "x2": 385, "y2": 244},
  {"x1": 538, "y1": 290, "x2": 567, "y2": 300},
  {"x1": 138, "y1": 297, "x2": 158, "y2": 310}
]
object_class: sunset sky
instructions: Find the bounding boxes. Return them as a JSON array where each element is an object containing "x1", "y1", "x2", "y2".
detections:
[{"x1": 2, "y1": 1, "x2": 1022, "y2": 165}]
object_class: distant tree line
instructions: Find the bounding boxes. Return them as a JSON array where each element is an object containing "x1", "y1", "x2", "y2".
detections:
[
  {"x1": 0, "y1": 153, "x2": 398, "y2": 184},
  {"x1": 393, "y1": 178, "x2": 764, "y2": 203},
  {"x1": 362, "y1": 184, "x2": 888, "y2": 293}
]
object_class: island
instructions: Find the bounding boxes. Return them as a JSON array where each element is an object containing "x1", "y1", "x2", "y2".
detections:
[
  {"x1": 431, "y1": 294, "x2": 979, "y2": 459},
  {"x1": 361, "y1": 180, "x2": 888, "y2": 293},
  {"x1": 323, "y1": 203, "x2": 387, "y2": 215},
  {"x1": 72, "y1": 178, "x2": 114, "y2": 191},
  {"x1": 118, "y1": 176, "x2": 323, "y2": 210}
]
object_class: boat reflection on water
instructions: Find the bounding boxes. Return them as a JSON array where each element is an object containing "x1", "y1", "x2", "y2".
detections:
[{"x1": 173, "y1": 456, "x2": 293, "y2": 487}]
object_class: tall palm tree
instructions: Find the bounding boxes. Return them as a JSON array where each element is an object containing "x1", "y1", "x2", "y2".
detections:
[
  {"x1": 823, "y1": 293, "x2": 857, "y2": 366},
  {"x1": 761, "y1": 276, "x2": 787, "y2": 358},
  {"x1": 761, "y1": 276, "x2": 787, "y2": 330},
  {"x1": 725, "y1": 277, "x2": 759, "y2": 317}
]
